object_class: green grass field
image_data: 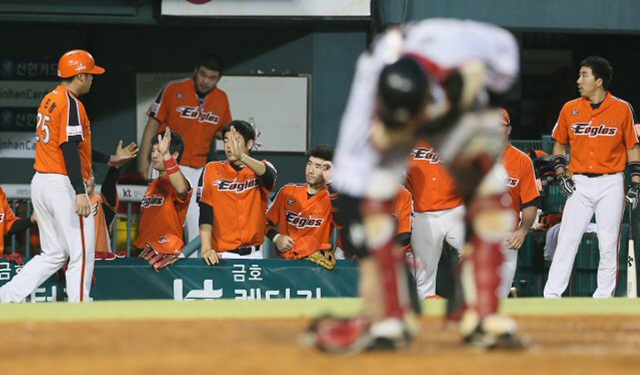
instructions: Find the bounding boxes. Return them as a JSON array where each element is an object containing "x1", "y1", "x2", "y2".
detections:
[{"x1": 0, "y1": 298, "x2": 639, "y2": 323}]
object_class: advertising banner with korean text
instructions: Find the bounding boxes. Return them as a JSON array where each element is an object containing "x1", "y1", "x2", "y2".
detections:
[{"x1": 0, "y1": 258, "x2": 359, "y2": 302}]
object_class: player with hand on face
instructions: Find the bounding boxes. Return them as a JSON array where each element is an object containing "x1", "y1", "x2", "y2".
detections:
[
  {"x1": 0, "y1": 185, "x2": 36, "y2": 265},
  {"x1": 266, "y1": 145, "x2": 335, "y2": 268},
  {"x1": 544, "y1": 56, "x2": 640, "y2": 298},
  {"x1": 134, "y1": 128, "x2": 192, "y2": 269},
  {"x1": 198, "y1": 120, "x2": 277, "y2": 265}
]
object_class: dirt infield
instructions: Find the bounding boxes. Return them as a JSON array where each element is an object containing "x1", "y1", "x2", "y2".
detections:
[{"x1": 2, "y1": 315, "x2": 639, "y2": 375}]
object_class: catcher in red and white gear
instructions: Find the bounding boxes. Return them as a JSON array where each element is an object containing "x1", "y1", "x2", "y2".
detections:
[{"x1": 305, "y1": 18, "x2": 525, "y2": 354}]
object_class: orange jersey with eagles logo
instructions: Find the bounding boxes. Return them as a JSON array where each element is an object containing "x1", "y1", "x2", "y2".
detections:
[
  {"x1": 34, "y1": 86, "x2": 92, "y2": 181},
  {"x1": 406, "y1": 142, "x2": 463, "y2": 212},
  {"x1": 0, "y1": 186, "x2": 19, "y2": 255},
  {"x1": 266, "y1": 183, "x2": 334, "y2": 245},
  {"x1": 198, "y1": 160, "x2": 275, "y2": 252},
  {"x1": 552, "y1": 93, "x2": 639, "y2": 173},
  {"x1": 503, "y1": 145, "x2": 540, "y2": 229},
  {"x1": 90, "y1": 192, "x2": 118, "y2": 253},
  {"x1": 134, "y1": 175, "x2": 193, "y2": 249},
  {"x1": 148, "y1": 78, "x2": 232, "y2": 169}
]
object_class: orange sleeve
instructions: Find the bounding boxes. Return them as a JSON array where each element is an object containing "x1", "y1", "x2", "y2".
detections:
[
  {"x1": 266, "y1": 187, "x2": 284, "y2": 226},
  {"x1": 148, "y1": 83, "x2": 171, "y2": 124},
  {"x1": 2, "y1": 195, "x2": 18, "y2": 234},
  {"x1": 395, "y1": 190, "x2": 413, "y2": 235},
  {"x1": 552, "y1": 104, "x2": 569, "y2": 145},
  {"x1": 519, "y1": 158, "x2": 540, "y2": 205}
]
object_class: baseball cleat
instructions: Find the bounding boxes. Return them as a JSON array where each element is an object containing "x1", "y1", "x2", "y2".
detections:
[
  {"x1": 460, "y1": 312, "x2": 531, "y2": 350},
  {"x1": 302, "y1": 314, "x2": 418, "y2": 355}
]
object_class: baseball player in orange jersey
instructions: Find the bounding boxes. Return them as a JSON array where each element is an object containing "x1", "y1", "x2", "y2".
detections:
[
  {"x1": 266, "y1": 145, "x2": 334, "y2": 256},
  {"x1": 498, "y1": 109, "x2": 541, "y2": 297},
  {"x1": 138, "y1": 56, "x2": 232, "y2": 244},
  {"x1": 544, "y1": 56, "x2": 640, "y2": 298},
  {"x1": 86, "y1": 141, "x2": 139, "y2": 260},
  {"x1": 405, "y1": 141, "x2": 465, "y2": 298},
  {"x1": 0, "y1": 185, "x2": 36, "y2": 264},
  {"x1": 134, "y1": 128, "x2": 192, "y2": 255},
  {"x1": 198, "y1": 120, "x2": 277, "y2": 265},
  {"x1": 306, "y1": 19, "x2": 524, "y2": 353},
  {"x1": 0, "y1": 50, "x2": 134, "y2": 303}
]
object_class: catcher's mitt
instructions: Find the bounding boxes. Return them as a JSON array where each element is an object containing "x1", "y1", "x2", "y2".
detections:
[
  {"x1": 280, "y1": 236, "x2": 335, "y2": 270},
  {"x1": 307, "y1": 249, "x2": 336, "y2": 270},
  {"x1": 139, "y1": 234, "x2": 184, "y2": 271}
]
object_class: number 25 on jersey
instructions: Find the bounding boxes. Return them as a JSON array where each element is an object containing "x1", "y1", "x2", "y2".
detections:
[{"x1": 36, "y1": 112, "x2": 50, "y2": 144}]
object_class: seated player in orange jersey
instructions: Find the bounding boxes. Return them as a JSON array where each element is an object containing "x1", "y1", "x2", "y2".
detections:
[
  {"x1": 266, "y1": 145, "x2": 335, "y2": 267},
  {"x1": 86, "y1": 141, "x2": 138, "y2": 260},
  {"x1": 198, "y1": 120, "x2": 277, "y2": 265},
  {"x1": 0, "y1": 185, "x2": 36, "y2": 264},
  {"x1": 133, "y1": 128, "x2": 192, "y2": 268}
]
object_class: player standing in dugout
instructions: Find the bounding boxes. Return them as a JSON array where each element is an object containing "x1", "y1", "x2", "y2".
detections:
[{"x1": 544, "y1": 56, "x2": 640, "y2": 298}]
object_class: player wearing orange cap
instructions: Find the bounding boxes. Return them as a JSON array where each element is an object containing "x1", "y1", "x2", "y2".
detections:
[{"x1": 0, "y1": 50, "x2": 135, "y2": 303}]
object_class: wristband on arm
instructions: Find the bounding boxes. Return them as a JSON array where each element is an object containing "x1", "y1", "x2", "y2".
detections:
[
  {"x1": 552, "y1": 155, "x2": 567, "y2": 172},
  {"x1": 163, "y1": 157, "x2": 180, "y2": 175},
  {"x1": 627, "y1": 161, "x2": 640, "y2": 178}
]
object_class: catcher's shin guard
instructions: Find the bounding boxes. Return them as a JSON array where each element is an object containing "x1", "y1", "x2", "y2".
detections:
[
  {"x1": 362, "y1": 198, "x2": 410, "y2": 319},
  {"x1": 463, "y1": 192, "x2": 514, "y2": 319}
]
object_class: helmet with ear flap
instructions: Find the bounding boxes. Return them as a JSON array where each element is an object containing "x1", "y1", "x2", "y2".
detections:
[{"x1": 377, "y1": 56, "x2": 429, "y2": 130}]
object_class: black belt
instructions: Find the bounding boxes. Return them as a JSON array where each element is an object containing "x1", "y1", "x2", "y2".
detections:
[
  {"x1": 227, "y1": 246, "x2": 259, "y2": 256},
  {"x1": 575, "y1": 173, "x2": 617, "y2": 178}
]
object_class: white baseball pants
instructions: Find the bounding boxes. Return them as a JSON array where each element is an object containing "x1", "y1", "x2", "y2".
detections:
[
  {"x1": 544, "y1": 173, "x2": 624, "y2": 298},
  {"x1": 0, "y1": 172, "x2": 95, "y2": 303},
  {"x1": 411, "y1": 205, "x2": 465, "y2": 297}
]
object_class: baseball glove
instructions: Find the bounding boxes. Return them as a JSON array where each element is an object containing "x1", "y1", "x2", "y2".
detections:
[
  {"x1": 139, "y1": 234, "x2": 184, "y2": 271},
  {"x1": 307, "y1": 250, "x2": 337, "y2": 270},
  {"x1": 557, "y1": 173, "x2": 575, "y2": 197}
]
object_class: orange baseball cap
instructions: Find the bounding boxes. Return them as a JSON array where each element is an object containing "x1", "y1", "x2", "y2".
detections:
[
  {"x1": 57, "y1": 50, "x2": 105, "y2": 78},
  {"x1": 146, "y1": 234, "x2": 184, "y2": 255},
  {"x1": 500, "y1": 108, "x2": 511, "y2": 126}
]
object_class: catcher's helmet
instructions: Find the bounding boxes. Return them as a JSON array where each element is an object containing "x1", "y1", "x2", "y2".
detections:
[
  {"x1": 57, "y1": 50, "x2": 105, "y2": 78},
  {"x1": 377, "y1": 56, "x2": 429, "y2": 129}
]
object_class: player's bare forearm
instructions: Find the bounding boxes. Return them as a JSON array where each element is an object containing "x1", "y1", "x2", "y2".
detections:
[
  {"x1": 553, "y1": 142, "x2": 568, "y2": 174},
  {"x1": 520, "y1": 205, "x2": 538, "y2": 232},
  {"x1": 199, "y1": 224, "x2": 220, "y2": 265},
  {"x1": 163, "y1": 154, "x2": 190, "y2": 197},
  {"x1": 241, "y1": 154, "x2": 267, "y2": 175},
  {"x1": 138, "y1": 117, "x2": 160, "y2": 170}
]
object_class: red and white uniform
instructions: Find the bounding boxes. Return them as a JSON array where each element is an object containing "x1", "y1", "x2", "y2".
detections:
[
  {"x1": 500, "y1": 144, "x2": 540, "y2": 297},
  {"x1": 406, "y1": 143, "x2": 465, "y2": 298},
  {"x1": 148, "y1": 78, "x2": 232, "y2": 243},
  {"x1": 332, "y1": 19, "x2": 519, "y2": 199},
  {"x1": 1, "y1": 86, "x2": 95, "y2": 303},
  {"x1": 545, "y1": 93, "x2": 639, "y2": 298}
]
